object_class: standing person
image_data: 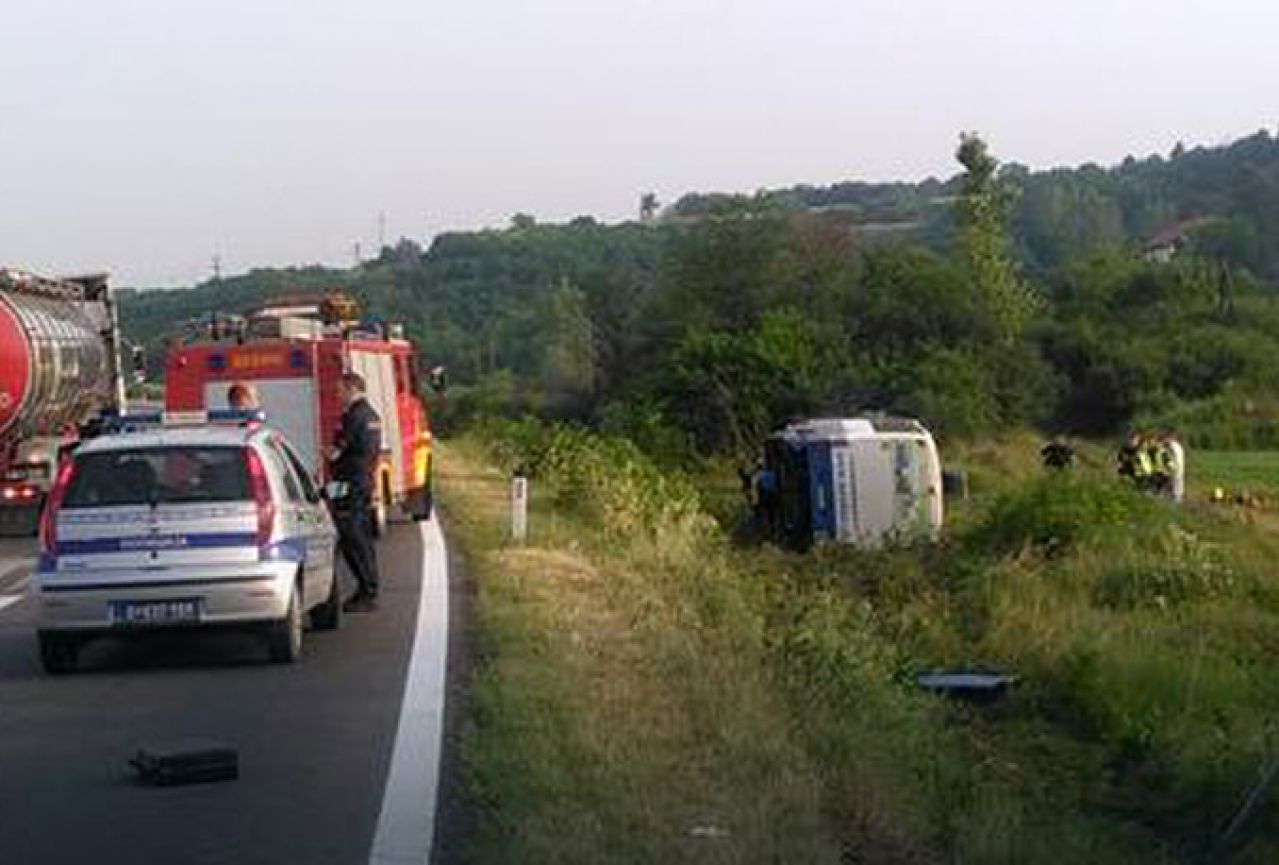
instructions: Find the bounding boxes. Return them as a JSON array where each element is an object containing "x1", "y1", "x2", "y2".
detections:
[
  {"x1": 1145, "y1": 434, "x2": 1172, "y2": 497},
  {"x1": 1165, "y1": 430, "x2": 1186, "y2": 503},
  {"x1": 330, "y1": 372, "x2": 383, "y2": 612},
  {"x1": 1117, "y1": 432, "x2": 1142, "y2": 483}
]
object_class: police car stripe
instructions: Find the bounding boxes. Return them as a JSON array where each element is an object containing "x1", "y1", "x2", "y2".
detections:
[
  {"x1": 55, "y1": 532, "x2": 257, "y2": 555},
  {"x1": 41, "y1": 575, "x2": 275, "y2": 593}
]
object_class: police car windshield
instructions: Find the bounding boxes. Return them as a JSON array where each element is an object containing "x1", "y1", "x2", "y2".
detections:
[{"x1": 62, "y1": 447, "x2": 251, "y2": 508}]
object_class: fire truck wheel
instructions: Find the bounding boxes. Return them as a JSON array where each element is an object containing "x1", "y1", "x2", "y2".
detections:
[{"x1": 413, "y1": 488, "x2": 433, "y2": 522}]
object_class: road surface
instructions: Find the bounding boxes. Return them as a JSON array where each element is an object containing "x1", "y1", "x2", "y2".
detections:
[{"x1": 0, "y1": 520, "x2": 448, "y2": 865}]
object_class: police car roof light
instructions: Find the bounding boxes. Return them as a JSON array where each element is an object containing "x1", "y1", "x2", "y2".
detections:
[{"x1": 208, "y1": 408, "x2": 267, "y2": 425}]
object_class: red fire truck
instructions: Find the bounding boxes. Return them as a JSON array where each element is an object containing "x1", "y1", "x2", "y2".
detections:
[{"x1": 164, "y1": 294, "x2": 434, "y2": 529}]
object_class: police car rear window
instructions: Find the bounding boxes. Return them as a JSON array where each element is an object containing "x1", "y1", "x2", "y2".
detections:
[{"x1": 62, "y1": 447, "x2": 251, "y2": 508}]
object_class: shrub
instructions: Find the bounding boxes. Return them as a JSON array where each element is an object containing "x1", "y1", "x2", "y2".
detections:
[{"x1": 964, "y1": 473, "x2": 1158, "y2": 559}]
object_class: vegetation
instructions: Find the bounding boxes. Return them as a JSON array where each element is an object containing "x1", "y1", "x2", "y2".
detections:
[
  {"x1": 444, "y1": 421, "x2": 1279, "y2": 863},
  {"x1": 123, "y1": 129, "x2": 1279, "y2": 452}
]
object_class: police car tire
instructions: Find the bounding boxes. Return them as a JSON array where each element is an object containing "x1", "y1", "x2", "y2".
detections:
[
  {"x1": 310, "y1": 563, "x2": 342, "y2": 632},
  {"x1": 267, "y1": 580, "x2": 303, "y2": 663},
  {"x1": 38, "y1": 632, "x2": 80, "y2": 675}
]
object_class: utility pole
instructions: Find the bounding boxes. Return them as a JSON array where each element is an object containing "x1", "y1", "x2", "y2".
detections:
[
  {"x1": 353, "y1": 242, "x2": 363, "y2": 266},
  {"x1": 377, "y1": 211, "x2": 387, "y2": 251},
  {"x1": 212, "y1": 253, "x2": 222, "y2": 284}
]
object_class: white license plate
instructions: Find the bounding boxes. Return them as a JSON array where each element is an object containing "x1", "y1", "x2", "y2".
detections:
[{"x1": 110, "y1": 599, "x2": 202, "y2": 626}]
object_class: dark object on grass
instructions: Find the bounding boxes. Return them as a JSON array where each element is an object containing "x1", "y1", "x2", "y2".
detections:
[
  {"x1": 941, "y1": 469, "x2": 968, "y2": 500},
  {"x1": 916, "y1": 670, "x2": 1017, "y2": 703},
  {"x1": 129, "y1": 740, "x2": 239, "y2": 786}
]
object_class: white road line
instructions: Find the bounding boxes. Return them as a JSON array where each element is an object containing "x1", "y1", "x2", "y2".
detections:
[
  {"x1": 1, "y1": 575, "x2": 29, "y2": 595},
  {"x1": 369, "y1": 518, "x2": 450, "y2": 865},
  {"x1": 0, "y1": 595, "x2": 23, "y2": 614}
]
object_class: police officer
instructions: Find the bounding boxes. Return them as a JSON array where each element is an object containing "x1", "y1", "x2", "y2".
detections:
[
  {"x1": 227, "y1": 381, "x2": 259, "y2": 411},
  {"x1": 331, "y1": 372, "x2": 382, "y2": 612}
]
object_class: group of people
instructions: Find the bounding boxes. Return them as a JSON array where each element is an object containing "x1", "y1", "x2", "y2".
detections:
[
  {"x1": 1039, "y1": 431, "x2": 1187, "y2": 503},
  {"x1": 228, "y1": 373, "x2": 384, "y2": 612},
  {"x1": 1117, "y1": 430, "x2": 1185, "y2": 502}
]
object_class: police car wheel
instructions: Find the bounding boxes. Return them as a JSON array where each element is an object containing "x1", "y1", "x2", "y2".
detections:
[
  {"x1": 310, "y1": 562, "x2": 342, "y2": 632},
  {"x1": 267, "y1": 579, "x2": 303, "y2": 663},
  {"x1": 38, "y1": 632, "x2": 80, "y2": 675}
]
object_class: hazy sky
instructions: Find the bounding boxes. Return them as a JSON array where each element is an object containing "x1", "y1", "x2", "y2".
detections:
[{"x1": 2, "y1": 0, "x2": 1277, "y2": 286}]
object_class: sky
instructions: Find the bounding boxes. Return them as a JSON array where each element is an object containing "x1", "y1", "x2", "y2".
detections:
[{"x1": 2, "y1": 0, "x2": 1277, "y2": 287}]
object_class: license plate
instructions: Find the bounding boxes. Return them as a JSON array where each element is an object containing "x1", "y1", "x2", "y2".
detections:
[{"x1": 110, "y1": 599, "x2": 202, "y2": 626}]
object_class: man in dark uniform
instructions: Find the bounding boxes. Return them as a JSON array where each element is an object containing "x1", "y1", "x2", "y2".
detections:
[{"x1": 331, "y1": 372, "x2": 382, "y2": 612}]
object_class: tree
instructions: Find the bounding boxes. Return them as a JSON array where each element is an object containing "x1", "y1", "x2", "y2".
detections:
[
  {"x1": 955, "y1": 132, "x2": 1041, "y2": 343},
  {"x1": 639, "y1": 192, "x2": 660, "y2": 222},
  {"x1": 542, "y1": 279, "x2": 598, "y2": 417}
]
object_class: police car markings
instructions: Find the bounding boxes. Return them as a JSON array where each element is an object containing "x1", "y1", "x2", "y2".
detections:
[{"x1": 368, "y1": 517, "x2": 449, "y2": 865}]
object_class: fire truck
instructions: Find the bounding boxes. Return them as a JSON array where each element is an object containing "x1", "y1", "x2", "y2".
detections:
[
  {"x1": 164, "y1": 294, "x2": 434, "y2": 530},
  {"x1": 0, "y1": 269, "x2": 128, "y2": 533}
]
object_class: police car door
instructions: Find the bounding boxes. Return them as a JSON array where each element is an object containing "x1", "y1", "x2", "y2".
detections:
[{"x1": 269, "y1": 438, "x2": 335, "y2": 603}]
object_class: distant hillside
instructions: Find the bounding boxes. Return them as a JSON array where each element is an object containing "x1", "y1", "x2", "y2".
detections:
[
  {"x1": 672, "y1": 128, "x2": 1279, "y2": 279},
  {"x1": 120, "y1": 220, "x2": 667, "y2": 387},
  {"x1": 119, "y1": 128, "x2": 1279, "y2": 445}
]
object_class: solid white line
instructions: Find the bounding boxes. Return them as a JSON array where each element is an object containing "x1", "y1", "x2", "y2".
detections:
[
  {"x1": 369, "y1": 518, "x2": 450, "y2": 865},
  {"x1": 0, "y1": 594, "x2": 22, "y2": 614}
]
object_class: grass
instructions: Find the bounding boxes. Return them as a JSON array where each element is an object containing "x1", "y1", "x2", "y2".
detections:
[
  {"x1": 1193, "y1": 451, "x2": 1279, "y2": 493},
  {"x1": 437, "y1": 439, "x2": 839, "y2": 864},
  {"x1": 441, "y1": 425, "x2": 1279, "y2": 863}
]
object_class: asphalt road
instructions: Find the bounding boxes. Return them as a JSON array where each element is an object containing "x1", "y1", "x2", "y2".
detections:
[{"x1": 0, "y1": 522, "x2": 439, "y2": 865}]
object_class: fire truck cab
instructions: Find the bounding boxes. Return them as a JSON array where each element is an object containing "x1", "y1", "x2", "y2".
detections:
[{"x1": 164, "y1": 295, "x2": 434, "y2": 530}]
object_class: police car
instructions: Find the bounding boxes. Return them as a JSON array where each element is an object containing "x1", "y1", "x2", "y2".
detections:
[{"x1": 32, "y1": 412, "x2": 340, "y2": 674}]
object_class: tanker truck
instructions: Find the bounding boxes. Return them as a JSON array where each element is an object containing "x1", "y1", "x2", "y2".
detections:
[{"x1": 0, "y1": 268, "x2": 128, "y2": 533}]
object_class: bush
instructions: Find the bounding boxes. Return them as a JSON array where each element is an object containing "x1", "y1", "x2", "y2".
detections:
[
  {"x1": 964, "y1": 473, "x2": 1158, "y2": 558},
  {"x1": 477, "y1": 418, "x2": 711, "y2": 541},
  {"x1": 1091, "y1": 525, "x2": 1239, "y2": 610}
]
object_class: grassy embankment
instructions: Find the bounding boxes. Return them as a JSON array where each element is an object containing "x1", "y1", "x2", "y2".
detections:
[{"x1": 439, "y1": 426, "x2": 1279, "y2": 864}]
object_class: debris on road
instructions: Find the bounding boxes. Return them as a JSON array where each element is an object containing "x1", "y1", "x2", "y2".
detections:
[{"x1": 129, "y1": 739, "x2": 239, "y2": 786}]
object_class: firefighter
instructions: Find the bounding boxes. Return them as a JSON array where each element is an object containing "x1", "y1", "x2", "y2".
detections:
[
  {"x1": 1144, "y1": 434, "x2": 1172, "y2": 496},
  {"x1": 1117, "y1": 432, "x2": 1142, "y2": 482},
  {"x1": 330, "y1": 372, "x2": 382, "y2": 612}
]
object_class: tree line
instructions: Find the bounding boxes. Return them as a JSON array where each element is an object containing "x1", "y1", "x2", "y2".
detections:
[{"x1": 120, "y1": 129, "x2": 1279, "y2": 456}]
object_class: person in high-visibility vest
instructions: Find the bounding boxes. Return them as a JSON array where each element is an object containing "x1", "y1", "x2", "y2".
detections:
[
  {"x1": 1117, "y1": 432, "x2": 1144, "y2": 483},
  {"x1": 1144, "y1": 434, "x2": 1176, "y2": 495}
]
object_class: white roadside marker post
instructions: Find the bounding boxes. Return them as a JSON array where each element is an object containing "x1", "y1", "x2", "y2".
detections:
[{"x1": 510, "y1": 472, "x2": 528, "y2": 543}]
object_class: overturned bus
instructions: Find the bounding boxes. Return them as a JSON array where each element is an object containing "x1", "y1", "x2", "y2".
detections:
[{"x1": 764, "y1": 417, "x2": 943, "y2": 549}]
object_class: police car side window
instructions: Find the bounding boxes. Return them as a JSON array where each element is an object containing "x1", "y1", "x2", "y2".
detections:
[
  {"x1": 279, "y1": 441, "x2": 321, "y2": 504},
  {"x1": 267, "y1": 442, "x2": 305, "y2": 503}
]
